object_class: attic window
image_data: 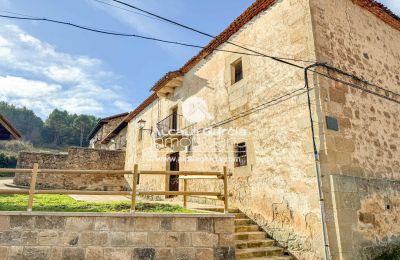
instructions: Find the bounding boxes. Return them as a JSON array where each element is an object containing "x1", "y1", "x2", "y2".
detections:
[{"x1": 231, "y1": 58, "x2": 243, "y2": 84}]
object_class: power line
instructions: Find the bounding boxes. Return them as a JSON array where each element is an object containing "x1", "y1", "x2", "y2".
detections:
[
  {"x1": 0, "y1": 12, "x2": 398, "y2": 103},
  {"x1": 91, "y1": 0, "x2": 165, "y2": 23},
  {"x1": 112, "y1": 0, "x2": 400, "y2": 99}
]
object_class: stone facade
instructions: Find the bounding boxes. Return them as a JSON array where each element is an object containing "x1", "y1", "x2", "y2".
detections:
[
  {"x1": 309, "y1": 0, "x2": 400, "y2": 259},
  {"x1": 89, "y1": 113, "x2": 128, "y2": 150},
  {"x1": 117, "y1": 0, "x2": 400, "y2": 259},
  {"x1": 0, "y1": 212, "x2": 235, "y2": 260},
  {"x1": 14, "y1": 147, "x2": 128, "y2": 191}
]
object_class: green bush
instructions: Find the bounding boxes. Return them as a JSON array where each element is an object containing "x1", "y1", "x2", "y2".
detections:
[
  {"x1": 375, "y1": 249, "x2": 400, "y2": 260},
  {"x1": 0, "y1": 153, "x2": 17, "y2": 177}
]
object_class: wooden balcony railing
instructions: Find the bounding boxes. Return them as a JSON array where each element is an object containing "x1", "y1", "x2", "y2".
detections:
[{"x1": 0, "y1": 164, "x2": 231, "y2": 213}]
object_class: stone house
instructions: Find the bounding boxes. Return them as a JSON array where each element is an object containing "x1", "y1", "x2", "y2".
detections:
[
  {"x1": 88, "y1": 112, "x2": 128, "y2": 150},
  {"x1": 0, "y1": 113, "x2": 21, "y2": 140},
  {"x1": 106, "y1": 0, "x2": 399, "y2": 259}
]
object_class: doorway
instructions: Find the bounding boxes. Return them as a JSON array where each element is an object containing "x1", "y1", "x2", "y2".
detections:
[
  {"x1": 168, "y1": 152, "x2": 179, "y2": 196},
  {"x1": 171, "y1": 106, "x2": 178, "y2": 133}
]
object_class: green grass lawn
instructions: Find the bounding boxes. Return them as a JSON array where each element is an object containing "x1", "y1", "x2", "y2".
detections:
[{"x1": 0, "y1": 195, "x2": 195, "y2": 213}]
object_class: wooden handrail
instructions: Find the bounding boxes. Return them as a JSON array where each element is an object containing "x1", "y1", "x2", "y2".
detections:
[
  {"x1": 0, "y1": 163, "x2": 230, "y2": 214},
  {"x1": 140, "y1": 170, "x2": 221, "y2": 176},
  {"x1": 0, "y1": 168, "x2": 33, "y2": 173}
]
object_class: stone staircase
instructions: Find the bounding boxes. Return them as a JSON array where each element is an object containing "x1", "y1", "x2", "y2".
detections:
[{"x1": 232, "y1": 209, "x2": 293, "y2": 259}]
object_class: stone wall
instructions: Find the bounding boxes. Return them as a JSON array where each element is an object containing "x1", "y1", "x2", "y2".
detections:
[
  {"x1": 309, "y1": 0, "x2": 400, "y2": 258},
  {"x1": 14, "y1": 147, "x2": 128, "y2": 191},
  {"x1": 0, "y1": 212, "x2": 235, "y2": 260},
  {"x1": 124, "y1": 0, "x2": 325, "y2": 259},
  {"x1": 329, "y1": 175, "x2": 400, "y2": 259}
]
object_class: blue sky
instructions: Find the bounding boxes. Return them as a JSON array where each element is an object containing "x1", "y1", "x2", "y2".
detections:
[{"x1": 0, "y1": 0, "x2": 398, "y2": 119}]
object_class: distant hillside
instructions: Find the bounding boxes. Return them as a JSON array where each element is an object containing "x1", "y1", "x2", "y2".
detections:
[{"x1": 0, "y1": 101, "x2": 99, "y2": 149}]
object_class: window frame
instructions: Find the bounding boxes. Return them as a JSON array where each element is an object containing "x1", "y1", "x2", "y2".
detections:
[
  {"x1": 231, "y1": 58, "x2": 243, "y2": 85},
  {"x1": 234, "y1": 142, "x2": 247, "y2": 168}
]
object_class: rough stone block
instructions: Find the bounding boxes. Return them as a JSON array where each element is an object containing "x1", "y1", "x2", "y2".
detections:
[
  {"x1": 22, "y1": 246, "x2": 50, "y2": 260},
  {"x1": 35, "y1": 216, "x2": 65, "y2": 230},
  {"x1": 108, "y1": 232, "x2": 127, "y2": 246},
  {"x1": 0, "y1": 216, "x2": 10, "y2": 231},
  {"x1": 148, "y1": 232, "x2": 166, "y2": 247},
  {"x1": 214, "y1": 246, "x2": 235, "y2": 260},
  {"x1": 9, "y1": 216, "x2": 35, "y2": 230},
  {"x1": 79, "y1": 231, "x2": 108, "y2": 246},
  {"x1": 8, "y1": 246, "x2": 23, "y2": 259},
  {"x1": 166, "y1": 232, "x2": 191, "y2": 247},
  {"x1": 50, "y1": 247, "x2": 63, "y2": 260},
  {"x1": 160, "y1": 218, "x2": 173, "y2": 231},
  {"x1": 132, "y1": 248, "x2": 156, "y2": 260},
  {"x1": 94, "y1": 218, "x2": 112, "y2": 231},
  {"x1": 173, "y1": 218, "x2": 197, "y2": 232},
  {"x1": 21, "y1": 231, "x2": 38, "y2": 245},
  {"x1": 214, "y1": 218, "x2": 234, "y2": 233},
  {"x1": 65, "y1": 217, "x2": 93, "y2": 231},
  {"x1": 173, "y1": 247, "x2": 195, "y2": 260},
  {"x1": 112, "y1": 217, "x2": 135, "y2": 231},
  {"x1": 57, "y1": 231, "x2": 80, "y2": 246},
  {"x1": 134, "y1": 218, "x2": 160, "y2": 231},
  {"x1": 0, "y1": 246, "x2": 8, "y2": 259},
  {"x1": 103, "y1": 248, "x2": 131, "y2": 260},
  {"x1": 155, "y1": 248, "x2": 172, "y2": 259},
  {"x1": 38, "y1": 230, "x2": 58, "y2": 245},
  {"x1": 192, "y1": 232, "x2": 218, "y2": 247},
  {"x1": 62, "y1": 247, "x2": 85, "y2": 260},
  {"x1": 218, "y1": 234, "x2": 235, "y2": 246},
  {"x1": 126, "y1": 232, "x2": 148, "y2": 246},
  {"x1": 197, "y1": 218, "x2": 213, "y2": 232},
  {"x1": 196, "y1": 248, "x2": 214, "y2": 260},
  {"x1": 85, "y1": 247, "x2": 104, "y2": 260}
]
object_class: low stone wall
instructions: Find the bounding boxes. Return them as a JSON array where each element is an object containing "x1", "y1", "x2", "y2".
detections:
[
  {"x1": 0, "y1": 212, "x2": 235, "y2": 260},
  {"x1": 328, "y1": 174, "x2": 400, "y2": 259},
  {"x1": 14, "y1": 147, "x2": 128, "y2": 191}
]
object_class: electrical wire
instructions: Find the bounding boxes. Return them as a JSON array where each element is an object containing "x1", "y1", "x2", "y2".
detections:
[
  {"x1": 0, "y1": 12, "x2": 399, "y2": 103},
  {"x1": 111, "y1": 0, "x2": 400, "y2": 98}
]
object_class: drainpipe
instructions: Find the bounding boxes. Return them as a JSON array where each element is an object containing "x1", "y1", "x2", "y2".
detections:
[{"x1": 304, "y1": 63, "x2": 330, "y2": 260}]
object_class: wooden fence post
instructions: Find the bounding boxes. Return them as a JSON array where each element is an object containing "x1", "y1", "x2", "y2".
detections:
[
  {"x1": 131, "y1": 164, "x2": 138, "y2": 212},
  {"x1": 27, "y1": 163, "x2": 38, "y2": 212},
  {"x1": 223, "y1": 166, "x2": 228, "y2": 214},
  {"x1": 183, "y1": 178, "x2": 188, "y2": 208}
]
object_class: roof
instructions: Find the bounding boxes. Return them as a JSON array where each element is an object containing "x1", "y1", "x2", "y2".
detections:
[
  {"x1": 150, "y1": 0, "x2": 400, "y2": 92},
  {"x1": 101, "y1": 93, "x2": 158, "y2": 144},
  {"x1": 0, "y1": 114, "x2": 22, "y2": 140},
  {"x1": 87, "y1": 112, "x2": 129, "y2": 140}
]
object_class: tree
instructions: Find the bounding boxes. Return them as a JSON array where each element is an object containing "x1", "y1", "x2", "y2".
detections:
[{"x1": 73, "y1": 115, "x2": 97, "y2": 147}]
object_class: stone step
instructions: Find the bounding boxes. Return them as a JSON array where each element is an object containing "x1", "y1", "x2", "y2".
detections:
[
  {"x1": 235, "y1": 231, "x2": 266, "y2": 240},
  {"x1": 198, "y1": 208, "x2": 240, "y2": 213},
  {"x1": 235, "y1": 218, "x2": 256, "y2": 225},
  {"x1": 235, "y1": 239, "x2": 275, "y2": 249},
  {"x1": 236, "y1": 247, "x2": 283, "y2": 259},
  {"x1": 235, "y1": 225, "x2": 260, "y2": 232},
  {"x1": 234, "y1": 213, "x2": 248, "y2": 219}
]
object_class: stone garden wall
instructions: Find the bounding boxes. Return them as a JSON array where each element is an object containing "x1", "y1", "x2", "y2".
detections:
[
  {"x1": 14, "y1": 147, "x2": 128, "y2": 191},
  {"x1": 0, "y1": 212, "x2": 235, "y2": 260}
]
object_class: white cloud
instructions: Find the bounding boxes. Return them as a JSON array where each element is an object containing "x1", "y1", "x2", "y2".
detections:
[
  {"x1": 114, "y1": 100, "x2": 132, "y2": 111},
  {"x1": 0, "y1": 24, "x2": 132, "y2": 118}
]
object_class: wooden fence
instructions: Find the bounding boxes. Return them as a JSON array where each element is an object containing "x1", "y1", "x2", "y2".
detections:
[{"x1": 0, "y1": 164, "x2": 230, "y2": 213}]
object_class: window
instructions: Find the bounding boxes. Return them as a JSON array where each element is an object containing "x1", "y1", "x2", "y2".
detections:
[
  {"x1": 231, "y1": 58, "x2": 243, "y2": 84},
  {"x1": 234, "y1": 142, "x2": 247, "y2": 167}
]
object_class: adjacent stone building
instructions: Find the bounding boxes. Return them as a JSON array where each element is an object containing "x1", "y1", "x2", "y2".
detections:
[
  {"x1": 88, "y1": 112, "x2": 128, "y2": 150},
  {"x1": 105, "y1": 0, "x2": 399, "y2": 259}
]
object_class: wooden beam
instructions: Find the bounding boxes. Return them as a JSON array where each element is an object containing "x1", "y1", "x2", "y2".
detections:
[
  {"x1": 140, "y1": 170, "x2": 221, "y2": 176},
  {"x1": 27, "y1": 163, "x2": 38, "y2": 212},
  {"x1": 138, "y1": 191, "x2": 221, "y2": 196}
]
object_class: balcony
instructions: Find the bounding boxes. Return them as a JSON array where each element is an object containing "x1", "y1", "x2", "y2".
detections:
[{"x1": 155, "y1": 114, "x2": 188, "y2": 144}]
